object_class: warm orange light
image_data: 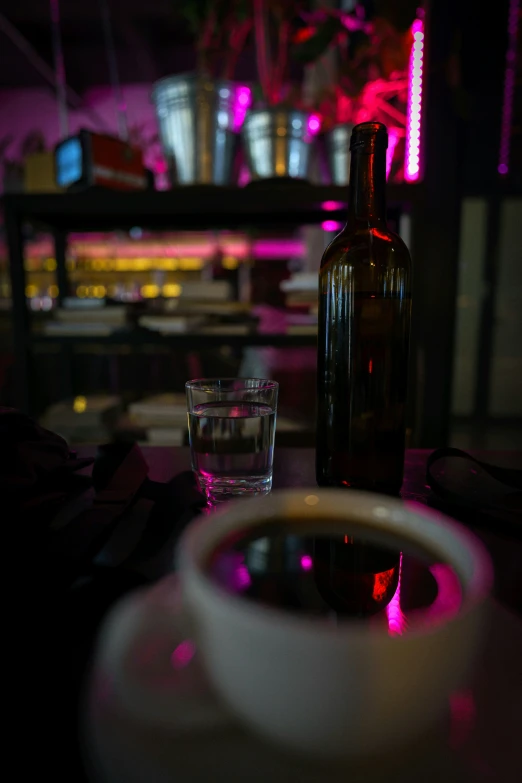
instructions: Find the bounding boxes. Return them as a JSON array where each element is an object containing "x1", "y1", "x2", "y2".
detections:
[
  {"x1": 179, "y1": 257, "x2": 203, "y2": 271},
  {"x1": 368, "y1": 359, "x2": 373, "y2": 374},
  {"x1": 371, "y1": 566, "x2": 397, "y2": 603},
  {"x1": 141, "y1": 284, "x2": 160, "y2": 298},
  {"x1": 222, "y1": 256, "x2": 239, "y2": 270},
  {"x1": 162, "y1": 283, "x2": 182, "y2": 298},
  {"x1": 73, "y1": 395, "x2": 87, "y2": 413},
  {"x1": 371, "y1": 229, "x2": 392, "y2": 242}
]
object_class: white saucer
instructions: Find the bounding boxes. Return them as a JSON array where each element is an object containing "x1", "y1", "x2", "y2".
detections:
[{"x1": 83, "y1": 596, "x2": 522, "y2": 783}]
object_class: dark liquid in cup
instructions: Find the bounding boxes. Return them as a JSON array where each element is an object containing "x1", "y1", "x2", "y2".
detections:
[{"x1": 207, "y1": 521, "x2": 463, "y2": 631}]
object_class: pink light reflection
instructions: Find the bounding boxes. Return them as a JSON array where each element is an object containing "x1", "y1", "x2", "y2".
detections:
[
  {"x1": 233, "y1": 86, "x2": 252, "y2": 131},
  {"x1": 171, "y1": 639, "x2": 196, "y2": 669},
  {"x1": 321, "y1": 200, "x2": 345, "y2": 211},
  {"x1": 236, "y1": 564, "x2": 252, "y2": 589},
  {"x1": 307, "y1": 115, "x2": 321, "y2": 135},
  {"x1": 300, "y1": 554, "x2": 313, "y2": 571},
  {"x1": 405, "y1": 19, "x2": 424, "y2": 182},
  {"x1": 425, "y1": 563, "x2": 462, "y2": 622},
  {"x1": 386, "y1": 128, "x2": 400, "y2": 181},
  {"x1": 386, "y1": 553, "x2": 406, "y2": 635},
  {"x1": 498, "y1": 0, "x2": 519, "y2": 175},
  {"x1": 449, "y1": 690, "x2": 476, "y2": 750},
  {"x1": 322, "y1": 220, "x2": 342, "y2": 232},
  {"x1": 253, "y1": 238, "x2": 304, "y2": 258}
]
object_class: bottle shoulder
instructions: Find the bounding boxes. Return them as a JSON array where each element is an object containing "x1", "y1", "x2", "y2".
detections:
[{"x1": 320, "y1": 226, "x2": 412, "y2": 271}]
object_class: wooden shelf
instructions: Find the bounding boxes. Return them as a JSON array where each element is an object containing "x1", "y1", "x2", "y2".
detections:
[{"x1": 2, "y1": 182, "x2": 419, "y2": 233}]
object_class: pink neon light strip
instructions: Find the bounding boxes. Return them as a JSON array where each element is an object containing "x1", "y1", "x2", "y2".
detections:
[
  {"x1": 498, "y1": 0, "x2": 520, "y2": 175},
  {"x1": 405, "y1": 19, "x2": 424, "y2": 182},
  {"x1": 386, "y1": 553, "x2": 406, "y2": 635},
  {"x1": 386, "y1": 128, "x2": 400, "y2": 181}
]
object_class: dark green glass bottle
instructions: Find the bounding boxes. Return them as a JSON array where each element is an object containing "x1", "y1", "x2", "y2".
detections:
[{"x1": 316, "y1": 122, "x2": 412, "y2": 494}]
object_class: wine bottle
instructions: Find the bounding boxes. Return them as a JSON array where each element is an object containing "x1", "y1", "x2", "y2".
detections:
[
  {"x1": 312, "y1": 536, "x2": 400, "y2": 617},
  {"x1": 316, "y1": 122, "x2": 412, "y2": 494}
]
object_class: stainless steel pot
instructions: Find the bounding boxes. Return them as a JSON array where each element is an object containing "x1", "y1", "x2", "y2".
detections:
[
  {"x1": 242, "y1": 108, "x2": 318, "y2": 180},
  {"x1": 151, "y1": 73, "x2": 251, "y2": 185},
  {"x1": 326, "y1": 123, "x2": 354, "y2": 185}
]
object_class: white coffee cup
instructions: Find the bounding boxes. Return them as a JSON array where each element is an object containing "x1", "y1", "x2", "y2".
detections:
[{"x1": 97, "y1": 489, "x2": 493, "y2": 758}]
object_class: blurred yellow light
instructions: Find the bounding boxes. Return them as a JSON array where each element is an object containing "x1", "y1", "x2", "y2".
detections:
[
  {"x1": 44, "y1": 257, "x2": 57, "y2": 271},
  {"x1": 93, "y1": 285, "x2": 106, "y2": 298},
  {"x1": 162, "y1": 259, "x2": 179, "y2": 270},
  {"x1": 133, "y1": 258, "x2": 150, "y2": 271},
  {"x1": 77, "y1": 285, "x2": 87, "y2": 298},
  {"x1": 25, "y1": 284, "x2": 38, "y2": 298},
  {"x1": 222, "y1": 256, "x2": 239, "y2": 270},
  {"x1": 73, "y1": 395, "x2": 87, "y2": 414},
  {"x1": 141, "y1": 284, "x2": 160, "y2": 298},
  {"x1": 179, "y1": 257, "x2": 203, "y2": 271},
  {"x1": 162, "y1": 283, "x2": 182, "y2": 297},
  {"x1": 66, "y1": 259, "x2": 75, "y2": 271},
  {"x1": 48, "y1": 284, "x2": 59, "y2": 298},
  {"x1": 92, "y1": 259, "x2": 104, "y2": 271},
  {"x1": 86, "y1": 286, "x2": 96, "y2": 297}
]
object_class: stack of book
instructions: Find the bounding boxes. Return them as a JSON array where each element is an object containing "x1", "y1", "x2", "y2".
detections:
[
  {"x1": 43, "y1": 301, "x2": 128, "y2": 336},
  {"x1": 41, "y1": 395, "x2": 121, "y2": 443},
  {"x1": 280, "y1": 274, "x2": 318, "y2": 314},
  {"x1": 127, "y1": 393, "x2": 187, "y2": 446}
]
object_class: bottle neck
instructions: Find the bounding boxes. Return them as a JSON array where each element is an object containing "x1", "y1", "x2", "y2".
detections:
[{"x1": 346, "y1": 146, "x2": 387, "y2": 229}]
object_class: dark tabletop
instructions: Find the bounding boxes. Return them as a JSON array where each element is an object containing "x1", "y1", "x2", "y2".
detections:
[{"x1": 106, "y1": 446, "x2": 520, "y2": 615}]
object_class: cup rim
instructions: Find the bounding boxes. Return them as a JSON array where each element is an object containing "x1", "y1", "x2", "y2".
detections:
[
  {"x1": 185, "y1": 377, "x2": 279, "y2": 392},
  {"x1": 177, "y1": 488, "x2": 493, "y2": 641}
]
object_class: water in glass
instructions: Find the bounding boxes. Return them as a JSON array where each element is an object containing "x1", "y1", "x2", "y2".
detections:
[{"x1": 188, "y1": 400, "x2": 276, "y2": 502}]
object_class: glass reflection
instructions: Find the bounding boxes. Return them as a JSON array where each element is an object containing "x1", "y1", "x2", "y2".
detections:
[{"x1": 208, "y1": 523, "x2": 463, "y2": 634}]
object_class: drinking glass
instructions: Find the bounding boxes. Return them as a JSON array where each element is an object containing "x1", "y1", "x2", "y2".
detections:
[{"x1": 186, "y1": 378, "x2": 278, "y2": 504}]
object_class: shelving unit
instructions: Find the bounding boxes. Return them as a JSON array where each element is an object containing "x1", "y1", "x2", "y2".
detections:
[
  {"x1": 3, "y1": 180, "x2": 451, "y2": 445},
  {"x1": 2, "y1": 182, "x2": 420, "y2": 411}
]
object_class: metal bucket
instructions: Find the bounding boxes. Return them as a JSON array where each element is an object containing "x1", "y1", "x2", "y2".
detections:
[
  {"x1": 326, "y1": 123, "x2": 354, "y2": 185},
  {"x1": 151, "y1": 73, "x2": 251, "y2": 185},
  {"x1": 242, "y1": 108, "x2": 319, "y2": 181}
]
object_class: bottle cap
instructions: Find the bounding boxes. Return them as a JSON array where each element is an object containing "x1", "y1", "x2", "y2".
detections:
[{"x1": 350, "y1": 122, "x2": 388, "y2": 152}]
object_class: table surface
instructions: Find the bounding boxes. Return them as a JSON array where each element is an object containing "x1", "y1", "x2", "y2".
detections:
[
  {"x1": 81, "y1": 446, "x2": 521, "y2": 615},
  {"x1": 83, "y1": 446, "x2": 522, "y2": 783}
]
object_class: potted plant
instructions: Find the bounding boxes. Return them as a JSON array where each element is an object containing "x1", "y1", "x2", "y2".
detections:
[
  {"x1": 293, "y1": 2, "x2": 417, "y2": 184},
  {"x1": 241, "y1": 0, "x2": 321, "y2": 182},
  {"x1": 152, "y1": 1, "x2": 253, "y2": 186}
]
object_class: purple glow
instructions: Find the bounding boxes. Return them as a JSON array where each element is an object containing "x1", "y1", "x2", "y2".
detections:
[
  {"x1": 253, "y1": 238, "x2": 304, "y2": 258},
  {"x1": 322, "y1": 200, "x2": 345, "y2": 211},
  {"x1": 386, "y1": 554, "x2": 406, "y2": 635},
  {"x1": 425, "y1": 563, "x2": 462, "y2": 622},
  {"x1": 300, "y1": 554, "x2": 313, "y2": 571},
  {"x1": 322, "y1": 220, "x2": 342, "y2": 232},
  {"x1": 233, "y1": 86, "x2": 252, "y2": 131},
  {"x1": 171, "y1": 639, "x2": 196, "y2": 669},
  {"x1": 498, "y1": 0, "x2": 519, "y2": 175},
  {"x1": 405, "y1": 19, "x2": 424, "y2": 182},
  {"x1": 449, "y1": 690, "x2": 476, "y2": 750},
  {"x1": 237, "y1": 88, "x2": 251, "y2": 107},
  {"x1": 386, "y1": 128, "x2": 400, "y2": 181},
  {"x1": 236, "y1": 564, "x2": 251, "y2": 588},
  {"x1": 307, "y1": 114, "x2": 321, "y2": 135}
]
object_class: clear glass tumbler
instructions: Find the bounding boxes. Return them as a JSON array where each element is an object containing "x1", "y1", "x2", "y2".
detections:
[{"x1": 186, "y1": 378, "x2": 278, "y2": 504}]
